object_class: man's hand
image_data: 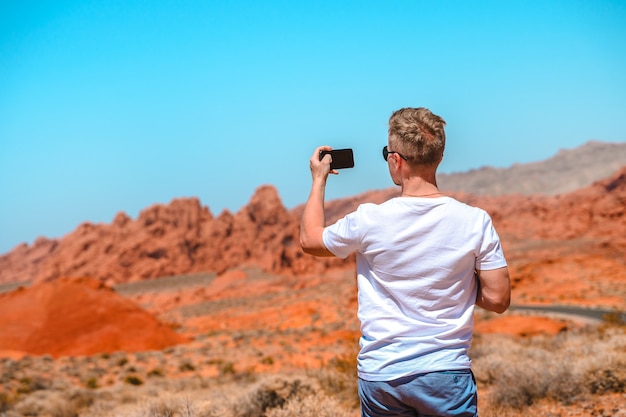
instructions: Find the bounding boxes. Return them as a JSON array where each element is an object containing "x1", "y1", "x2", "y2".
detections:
[{"x1": 310, "y1": 145, "x2": 338, "y2": 181}]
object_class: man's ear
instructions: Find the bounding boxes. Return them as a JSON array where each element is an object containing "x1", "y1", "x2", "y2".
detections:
[{"x1": 390, "y1": 152, "x2": 401, "y2": 168}]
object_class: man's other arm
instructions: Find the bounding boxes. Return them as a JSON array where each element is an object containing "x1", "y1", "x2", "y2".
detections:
[{"x1": 475, "y1": 267, "x2": 511, "y2": 314}]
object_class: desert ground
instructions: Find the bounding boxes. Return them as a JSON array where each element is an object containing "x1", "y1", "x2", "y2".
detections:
[
  {"x1": 1, "y1": 260, "x2": 625, "y2": 416},
  {"x1": 1, "y1": 159, "x2": 625, "y2": 416}
]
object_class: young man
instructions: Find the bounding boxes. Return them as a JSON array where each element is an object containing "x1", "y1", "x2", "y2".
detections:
[{"x1": 300, "y1": 107, "x2": 511, "y2": 417}]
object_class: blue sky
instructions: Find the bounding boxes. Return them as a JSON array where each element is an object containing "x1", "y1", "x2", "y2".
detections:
[{"x1": 1, "y1": 0, "x2": 625, "y2": 254}]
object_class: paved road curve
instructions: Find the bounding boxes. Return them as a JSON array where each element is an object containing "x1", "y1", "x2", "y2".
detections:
[{"x1": 510, "y1": 304, "x2": 626, "y2": 323}]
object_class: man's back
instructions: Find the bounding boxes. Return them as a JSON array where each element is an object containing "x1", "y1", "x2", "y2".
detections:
[{"x1": 322, "y1": 196, "x2": 507, "y2": 380}]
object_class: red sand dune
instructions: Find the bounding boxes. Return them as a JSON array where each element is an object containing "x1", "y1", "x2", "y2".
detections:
[{"x1": 0, "y1": 277, "x2": 187, "y2": 358}]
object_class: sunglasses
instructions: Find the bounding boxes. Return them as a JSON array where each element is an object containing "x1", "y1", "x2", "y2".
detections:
[{"x1": 382, "y1": 145, "x2": 408, "y2": 161}]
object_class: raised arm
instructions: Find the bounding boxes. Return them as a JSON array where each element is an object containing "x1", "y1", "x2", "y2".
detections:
[
  {"x1": 300, "y1": 146, "x2": 336, "y2": 257},
  {"x1": 475, "y1": 267, "x2": 511, "y2": 314}
]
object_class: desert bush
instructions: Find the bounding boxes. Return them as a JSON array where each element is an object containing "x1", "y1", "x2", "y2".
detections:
[
  {"x1": 16, "y1": 376, "x2": 49, "y2": 394},
  {"x1": 479, "y1": 402, "x2": 528, "y2": 417},
  {"x1": 8, "y1": 388, "x2": 96, "y2": 417},
  {"x1": 48, "y1": 399, "x2": 81, "y2": 417},
  {"x1": 179, "y1": 361, "x2": 195, "y2": 372},
  {"x1": 67, "y1": 389, "x2": 95, "y2": 410},
  {"x1": 85, "y1": 377, "x2": 99, "y2": 389},
  {"x1": 148, "y1": 401, "x2": 175, "y2": 417},
  {"x1": 265, "y1": 391, "x2": 352, "y2": 417},
  {"x1": 124, "y1": 375, "x2": 144, "y2": 386},
  {"x1": 13, "y1": 394, "x2": 45, "y2": 416},
  {"x1": 260, "y1": 356, "x2": 274, "y2": 365},
  {"x1": 230, "y1": 375, "x2": 318, "y2": 417},
  {"x1": 147, "y1": 368, "x2": 165, "y2": 377},
  {"x1": 219, "y1": 361, "x2": 236, "y2": 377},
  {"x1": 602, "y1": 310, "x2": 626, "y2": 326},
  {"x1": 587, "y1": 367, "x2": 626, "y2": 394},
  {"x1": 178, "y1": 397, "x2": 196, "y2": 417},
  {"x1": 308, "y1": 353, "x2": 359, "y2": 409},
  {"x1": 0, "y1": 391, "x2": 13, "y2": 412},
  {"x1": 473, "y1": 325, "x2": 626, "y2": 409},
  {"x1": 141, "y1": 396, "x2": 199, "y2": 417}
]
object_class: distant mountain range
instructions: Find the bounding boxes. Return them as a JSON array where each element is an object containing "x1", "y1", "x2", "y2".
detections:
[{"x1": 437, "y1": 140, "x2": 626, "y2": 196}]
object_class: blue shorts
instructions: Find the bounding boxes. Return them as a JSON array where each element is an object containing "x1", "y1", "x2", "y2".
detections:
[{"x1": 358, "y1": 370, "x2": 477, "y2": 417}]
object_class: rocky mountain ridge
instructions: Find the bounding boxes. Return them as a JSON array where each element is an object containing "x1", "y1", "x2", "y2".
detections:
[
  {"x1": 438, "y1": 140, "x2": 626, "y2": 195},
  {"x1": 0, "y1": 141, "x2": 624, "y2": 286},
  {"x1": 0, "y1": 186, "x2": 334, "y2": 286}
]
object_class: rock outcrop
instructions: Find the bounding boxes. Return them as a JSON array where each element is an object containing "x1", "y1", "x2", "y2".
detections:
[
  {"x1": 0, "y1": 167, "x2": 624, "y2": 286},
  {"x1": 465, "y1": 166, "x2": 626, "y2": 242},
  {"x1": 0, "y1": 186, "x2": 344, "y2": 285}
]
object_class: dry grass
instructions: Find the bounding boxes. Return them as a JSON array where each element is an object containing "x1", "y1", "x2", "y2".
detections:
[
  {"x1": 0, "y1": 347, "x2": 360, "y2": 417},
  {"x1": 472, "y1": 324, "x2": 626, "y2": 416},
  {"x1": 1, "y1": 323, "x2": 625, "y2": 417}
]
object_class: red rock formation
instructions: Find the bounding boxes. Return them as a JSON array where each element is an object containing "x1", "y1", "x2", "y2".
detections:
[
  {"x1": 0, "y1": 168, "x2": 624, "y2": 287},
  {"x1": 0, "y1": 277, "x2": 187, "y2": 357},
  {"x1": 0, "y1": 187, "x2": 346, "y2": 285},
  {"x1": 465, "y1": 166, "x2": 626, "y2": 242}
]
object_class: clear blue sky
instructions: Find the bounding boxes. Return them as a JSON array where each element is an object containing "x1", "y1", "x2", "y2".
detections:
[{"x1": 1, "y1": 0, "x2": 625, "y2": 254}]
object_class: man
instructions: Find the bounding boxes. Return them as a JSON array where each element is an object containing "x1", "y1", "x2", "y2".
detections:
[{"x1": 300, "y1": 107, "x2": 511, "y2": 417}]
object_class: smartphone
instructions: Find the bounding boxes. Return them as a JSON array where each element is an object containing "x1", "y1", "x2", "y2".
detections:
[{"x1": 319, "y1": 148, "x2": 355, "y2": 170}]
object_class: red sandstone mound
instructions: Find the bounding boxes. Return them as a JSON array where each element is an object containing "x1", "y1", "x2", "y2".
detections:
[{"x1": 0, "y1": 277, "x2": 187, "y2": 358}]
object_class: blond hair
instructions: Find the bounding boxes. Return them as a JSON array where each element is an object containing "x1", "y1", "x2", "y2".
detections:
[{"x1": 388, "y1": 107, "x2": 446, "y2": 165}]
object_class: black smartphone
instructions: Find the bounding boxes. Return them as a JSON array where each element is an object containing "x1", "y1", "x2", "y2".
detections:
[{"x1": 319, "y1": 148, "x2": 355, "y2": 170}]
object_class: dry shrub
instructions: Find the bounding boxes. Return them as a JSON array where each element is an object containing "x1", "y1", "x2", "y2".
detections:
[
  {"x1": 142, "y1": 396, "x2": 199, "y2": 417},
  {"x1": 472, "y1": 324, "x2": 626, "y2": 409},
  {"x1": 16, "y1": 376, "x2": 49, "y2": 394},
  {"x1": 308, "y1": 353, "x2": 359, "y2": 409},
  {"x1": 587, "y1": 367, "x2": 626, "y2": 394},
  {"x1": 479, "y1": 402, "x2": 528, "y2": 417},
  {"x1": 12, "y1": 395, "x2": 45, "y2": 416},
  {"x1": 124, "y1": 375, "x2": 144, "y2": 386},
  {"x1": 148, "y1": 401, "x2": 175, "y2": 417},
  {"x1": 230, "y1": 375, "x2": 319, "y2": 417},
  {"x1": 265, "y1": 391, "x2": 352, "y2": 417},
  {"x1": 0, "y1": 393, "x2": 15, "y2": 415},
  {"x1": 486, "y1": 360, "x2": 582, "y2": 408},
  {"x1": 48, "y1": 399, "x2": 82, "y2": 417},
  {"x1": 7, "y1": 388, "x2": 95, "y2": 417},
  {"x1": 78, "y1": 389, "x2": 216, "y2": 417}
]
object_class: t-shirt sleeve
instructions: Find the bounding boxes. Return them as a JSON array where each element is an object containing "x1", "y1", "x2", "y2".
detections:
[
  {"x1": 476, "y1": 212, "x2": 508, "y2": 270},
  {"x1": 322, "y1": 209, "x2": 363, "y2": 259}
]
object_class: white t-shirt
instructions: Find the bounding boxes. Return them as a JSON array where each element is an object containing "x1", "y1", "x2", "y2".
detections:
[{"x1": 322, "y1": 196, "x2": 507, "y2": 381}]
